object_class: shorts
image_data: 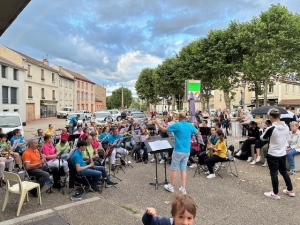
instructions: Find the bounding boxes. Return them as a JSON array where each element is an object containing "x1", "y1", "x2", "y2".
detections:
[{"x1": 171, "y1": 151, "x2": 189, "y2": 171}]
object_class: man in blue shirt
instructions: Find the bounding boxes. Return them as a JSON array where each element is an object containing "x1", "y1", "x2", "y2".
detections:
[
  {"x1": 109, "y1": 128, "x2": 130, "y2": 171},
  {"x1": 155, "y1": 112, "x2": 197, "y2": 194},
  {"x1": 69, "y1": 114, "x2": 80, "y2": 135},
  {"x1": 71, "y1": 140, "x2": 117, "y2": 191}
]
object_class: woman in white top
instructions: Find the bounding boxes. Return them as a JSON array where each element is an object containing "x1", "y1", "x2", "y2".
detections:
[{"x1": 286, "y1": 121, "x2": 300, "y2": 175}]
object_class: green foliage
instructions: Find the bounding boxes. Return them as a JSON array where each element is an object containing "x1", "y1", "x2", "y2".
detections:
[
  {"x1": 106, "y1": 96, "x2": 112, "y2": 109},
  {"x1": 130, "y1": 99, "x2": 148, "y2": 111},
  {"x1": 109, "y1": 87, "x2": 133, "y2": 109}
]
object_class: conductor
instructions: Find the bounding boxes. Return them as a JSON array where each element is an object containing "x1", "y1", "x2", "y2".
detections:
[{"x1": 155, "y1": 112, "x2": 197, "y2": 194}]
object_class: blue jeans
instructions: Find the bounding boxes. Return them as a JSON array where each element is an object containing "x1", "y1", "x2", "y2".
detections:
[
  {"x1": 286, "y1": 149, "x2": 300, "y2": 169},
  {"x1": 79, "y1": 166, "x2": 104, "y2": 187},
  {"x1": 125, "y1": 139, "x2": 135, "y2": 149},
  {"x1": 135, "y1": 144, "x2": 148, "y2": 161}
]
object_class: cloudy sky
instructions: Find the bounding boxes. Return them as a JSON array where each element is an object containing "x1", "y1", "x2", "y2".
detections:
[{"x1": 1, "y1": 0, "x2": 299, "y2": 96}]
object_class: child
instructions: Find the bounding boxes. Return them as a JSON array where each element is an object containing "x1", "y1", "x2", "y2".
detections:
[{"x1": 142, "y1": 193, "x2": 197, "y2": 225}]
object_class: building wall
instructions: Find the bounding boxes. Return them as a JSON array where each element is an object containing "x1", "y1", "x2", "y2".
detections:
[
  {"x1": 95, "y1": 84, "x2": 106, "y2": 110},
  {"x1": 0, "y1": 45, "x2": 23, "y2": 65},
  {"x1": 0, "y1": 64, "x2": 26, "y2": 121},
  {"x1": 95, "y1": 101, "x2": 103, "y2": 111},
  {"x1": 74, "y1": 79, "x2": 95, "y2": 112}
]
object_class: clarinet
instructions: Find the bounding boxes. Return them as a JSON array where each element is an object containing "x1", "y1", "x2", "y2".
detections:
[
  {"x1": 37, "y1": 148, "x2": 52, "y2": 172},
  {"x1": 98, "y1": 132, "x2": 110, "y2": 143}
]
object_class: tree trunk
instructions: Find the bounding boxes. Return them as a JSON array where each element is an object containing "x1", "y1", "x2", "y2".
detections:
[
  {"x1": 223, "y1": 90, "x2": 231, "y2": 109},
  {"x1": 263, "y1": 79, "x2": 268, "y2": 106},
  {"x1": 255, "y1": 83, "x2": 259, "y2": 108},
  {"x1": 171, "y1": 93, "x2": 176, "y2": 111}
]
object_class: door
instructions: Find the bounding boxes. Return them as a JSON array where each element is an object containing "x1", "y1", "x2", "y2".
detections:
[{"x1": 26, "y1": 103, "x2": 35, "y2": 122}]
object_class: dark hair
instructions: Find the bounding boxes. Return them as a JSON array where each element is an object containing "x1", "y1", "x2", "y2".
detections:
[
  {"x1": 83, "y1": 127, "x2": 88, "y2": 133},
  {"x1": 249, "y1": 121, "x2": 256, "y2": 126},
  {"x1": 268, "y1": 108, "x2": 281, "y2": 119},
  {"x1": 202, "y1": 120, "x2": 207, "y2": 124},
  {"x1": 0, "y1": 133, "x2": 7, "y2": 139},
  {"x1": 214, "y1": 122, "x2": 221, "y2": 129},
  {"x1": 171, "y1": 193, "x2": 197, "y2": 218},
  {"x1": 90, "y1": 132, "x2": 97, "y2": 137},
  {"x1": 60, "y1": 138, "x2": 67, "y2": 144},
  {"x1": 77, "y1": 114, "x2": 80, "y2": 117},
  {"x1": 83, "y1": 118, "x2": 86, "y2": 121},
  {"x1": 286, "y1": 105, "x2": 291, "y2": 110},
  {"x1": 77, "y1": 125, "x2": 82, "y2": 129},
  {"x1": 37, "y1": 129, "x2": 43, "y2": 133},
  {"x1": 265, "y1": 119, "x2": 272, "y2": 126},
  {"x1": 216, "y1": 129, "x2": 224, "y2": 141},
  {"x1": 102, "y1": 126, "x2": 108, "y2": 133},
  {"x1": 49, "y1": 124, "x2": 52, "y2": 128},
  {"x1": 13, "y1": 129, "x2": 20, "y2": 135},
  {"x1": 77, "y1": 140, "x2": 87, "y2": 148},
  {"x1": 44, "y1": 134, "x2": 52, "y2": 141}
]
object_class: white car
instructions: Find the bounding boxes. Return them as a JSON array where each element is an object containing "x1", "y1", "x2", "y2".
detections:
[
  {"x1": 110, "y1": 109, "x2": 121, "y2": 121},
  {"x1": 75, "y1": 110, "x2": 92, "y2": 120},
  {"x1": 91, "y1": 111, "x2": 111, "y2": 125},
  {"x1": 57, "y1": 107, "x2": 74, "y2": 118},
  {"x1": 0, "y1": 112, "x2": 26, "y2": 137},
  {"x1": 66, "y1": 113, "x2": 85, "y2": 125}
]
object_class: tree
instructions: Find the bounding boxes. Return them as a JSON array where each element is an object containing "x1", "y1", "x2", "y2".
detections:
[
  {"x1": 109, "y1": 87, "x2": 133, "y2": 109},
  {"x1": 135, "y1": 68, "x2": 158, "y2": 111},
  {"x1": 106, "y1": 96, "x2": 112, "y2": 109}
]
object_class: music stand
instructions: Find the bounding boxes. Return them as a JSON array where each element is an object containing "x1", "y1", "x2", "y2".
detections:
[
  {"x1": 144, "y1": 138, "x2": 174, "y2": 190},
  {"x1": 51, "y1": 148, "x2": 68, "y2": 194},
  {"x1": 68, "y1": 134, "x2": 80, "y2": 142}
]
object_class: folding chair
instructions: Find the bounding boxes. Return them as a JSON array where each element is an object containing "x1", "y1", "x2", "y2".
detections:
[
  {"x1": 2, "y1": 171, "x2": 42, "y2": 216},
  {"x1": 216, "y1": 147, "x2": 238, "y2": 178}
]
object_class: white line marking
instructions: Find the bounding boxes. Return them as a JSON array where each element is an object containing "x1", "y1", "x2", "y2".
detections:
[{"x1": 53, "y1": 196, "x2": 100, "y2": 211}]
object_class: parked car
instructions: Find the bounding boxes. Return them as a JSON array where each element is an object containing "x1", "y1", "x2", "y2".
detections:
[
  {"x1": 110, "y1": 109, "x2": 121, "y2": 121},
  {"x1": 66, "y1": 113, "x2": 85, "y2": 125},
  {"x1": 130, "y1": 112, "x2": 148, "y2": 125},
  {"x1": 0, "y1": 112, "x2": 26, "y2": 137},
  {"x1": 57, "y1": 107, "x2": 74, "y2": 118},
  {"x1": 75, "y1": 110, "x2": 92, "y2": 120},
  {"x1": 91, "y1": 111, "x2": 111, "y2": 125}
]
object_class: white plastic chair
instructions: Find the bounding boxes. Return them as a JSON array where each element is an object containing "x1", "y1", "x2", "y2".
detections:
[{"x1": 2, "y1": 171, "x2": 42, "y2": 216}]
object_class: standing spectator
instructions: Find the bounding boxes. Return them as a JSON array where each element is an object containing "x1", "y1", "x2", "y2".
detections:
[
  {"x1": 69, "y1": 114, "x2": 80, "y2": 135},
  {"x1": 121, "y1": 109, "x2": 127, "y2": 120},
  {"x1": 151, "y1": 109, "x2": 156, "y2": 118},
  {"x1": 261, "y1": 108, "x2": 295, "y2": 199},
  {"x1": 281, "y1": 105, "x2": 296, "y2": 128}
]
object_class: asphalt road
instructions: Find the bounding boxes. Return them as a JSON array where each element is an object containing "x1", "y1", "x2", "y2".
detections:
[{"x1": 0, "y1": 117, "x2": 299, "y2": 225}]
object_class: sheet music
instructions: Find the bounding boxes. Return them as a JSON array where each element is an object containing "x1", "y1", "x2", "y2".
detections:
[
  {"x1": 11, "y1": 140, "x2": 19, "y2": 150},
  {"x1": 148, "y1": 140, "x2": 172, "y2": 151},
  {"x1": 133, "y1": 135, "x2": 140, "y2": 142},
  {"x1": 72, "y1": 138, "x2": 79, "y2": 149},
  {"x1": 140, "y1": 135, "x2": 146, "y2": 142}
]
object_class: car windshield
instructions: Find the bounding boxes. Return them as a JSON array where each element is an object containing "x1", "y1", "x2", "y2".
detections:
[
  {"x1": 111, "y1": 111, "x2": 118, "y2": 114},
  {"x1": 95, "y1": 113, "x2": 108, "y2": 118},
  {"x1": 0, "y1": 116, "x2": 21, "y2": 127},
  {"x1": 132, "y1": 114, "x2": 145, "y2": 118},
  {"x1": 61, "y1": 108, "x2": 70, "y2": 111}
]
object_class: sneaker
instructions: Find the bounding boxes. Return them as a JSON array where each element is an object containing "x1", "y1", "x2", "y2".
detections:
[
  {"x1": 256, "y1": 156, "x2": 262, "y2": 162},
  {"x1": 151, "y1": 158, "x2": 156, "y2": 163},
  {"x1": 250, "y1": 160, "x2": 256, "y2": 165},
  {"x1": 235, "y1": 150, "x2": 242, "y2": 156},
  {"x1": 120, "y1": 159, "x2": 126, "y2": 165},
  {"x1": 289, "y1": 169, "x2": 296, "y2": 176},
  {"x1": 189, "y1": 163, "x2": 197, "y2": 169},
  {"x1": 159, "y1": 159, "x2": 165, "y2": 164},
  {"x1": 107, "y1": 180, "x2": 118, "y2": 186},
  {"x1": 262, "y1": 161, "x2": 268, "y2": 167},
  {"x1": 264, "y1": 191, "x2": 280, "y2": 200},
  {"x1": 144, "y1": 160, "x2": 148, "y2": 164},
  {"x1": 136, "y1": 158, "x2": 142, "y2": 163},
  {"x1": 283, "y1": 189, "x2": 295, "y2": 197},
  {"x1": 164, "y1": 184, "x2": 174, "y2": 193},
  {"x1": 127, "y1": 160, "x2": 132, "y2": 164},
  {"x1": 206, "y1": 173, "x2": 216, "y2": 179},
  {"x1": 179, "y1": 187, "x2": 186, "y2": 194},
  {"x1": 247, "y1": 157, "x2": 253, "y2": 162},
  {"x1": 214, "y1": 165, "x2": 219, "y2": 172},
  {"x1": 204, "y1": 171, "x2": 210, "y2": 175}
]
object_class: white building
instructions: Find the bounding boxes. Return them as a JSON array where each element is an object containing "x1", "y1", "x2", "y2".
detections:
[{"x1": 0, "y1": 56, "x2": 26, "y2": 122}]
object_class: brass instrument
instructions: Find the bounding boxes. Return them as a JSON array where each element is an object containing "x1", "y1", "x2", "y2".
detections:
[{"x1": 0, "y1": 142, "x2": 11, "y2": 158}]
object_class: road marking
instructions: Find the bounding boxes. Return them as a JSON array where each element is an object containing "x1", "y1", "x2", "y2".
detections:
[
  {"x1": 0, "y1": 209, "x2": 54, "y2": 225},
  {"x1": 53, "y1": 196, "x2": 100, "y2": 211}
]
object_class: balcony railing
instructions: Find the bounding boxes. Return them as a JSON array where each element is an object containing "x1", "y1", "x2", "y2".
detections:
[{"x1": 2, "y1": 98, "x2": 8, "y2": 104}]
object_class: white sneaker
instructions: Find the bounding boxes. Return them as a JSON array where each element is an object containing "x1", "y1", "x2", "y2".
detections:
[
  {"x1": 264, "y1": 191, "x2": 280, "y2": 200},
  {"x1": 206, "y1": 173, "x2": 216, "y2": 179},
  {"x1": 256, "y1": 156, "x2": 262, "y2": 162},
  {"x1": 159, "y1": 159, "x2": 165, "y2": 164},
  {"x1": 262, "y1": 161, "x2": 268, "y2": 167},
  {"x1": 247, "y1": 157, "x2": 253, "y2": 162},
  {"x1": 283, "y1": 189, "x2": 295, "y2": 197},
  {"x1": 250, "y1": 160, "x2": 256, "y2": 165},
  {"x1": 66, "y1": 176, "x2": 69, "y2": 182},
  {"x1": 164, "y1": 184, "x2": 174, "y2": 193},
  {"x1": 150, "y1": 158, "x2": 156, "y2": 163},
  {"x1": 126, "y1": 160, "x2": 131, "y2": 164},
  {"x1": 189, "y1": 163, "x2": 197, "y2": 169},
  {"x1": 235, "y1": 150, "x2": 242, "y2": 156},
  {"x1": 204, "y1": 171, "x2": 210, "y2": 175},
  {"x1": 179, "y1": 187, "x2": 186, "y2": 194}
]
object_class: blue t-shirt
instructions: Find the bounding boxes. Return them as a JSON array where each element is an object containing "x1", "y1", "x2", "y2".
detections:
[
  {"x1": 69, "y1": 116, "x2": 77, "y2": 125},
  {"x1": 109, "y1": 133, "x2": 123, "y2": 148},
  {"x1": 167, "y1": 121, "x2": 197, "y2": 153},
  {"x1": 11, "y1": 136, "x2": 25, "y2": 152},
  {"x1": 99, "y1": 132, "x2": 109, "y2": 143},
  {"x1": 71, "y1": 149, "x2": 87, "y2": 174}
]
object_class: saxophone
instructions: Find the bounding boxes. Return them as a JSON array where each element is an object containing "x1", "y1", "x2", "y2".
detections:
[{"x1": 6, "y1": 142, "x2": 11, "y2": 159}]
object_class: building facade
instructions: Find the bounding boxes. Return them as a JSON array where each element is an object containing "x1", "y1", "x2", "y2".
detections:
[
  {"x1": 55, "y1": 67, "x2": 95, "y2": 112},
  {"x1": 95, "y1": 84, "x2": 106, "y2": 110},
  {"x1": 0, "y1": 56, "x2": 26, "y2": 121}
]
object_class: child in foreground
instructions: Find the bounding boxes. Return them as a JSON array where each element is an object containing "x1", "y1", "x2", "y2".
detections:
[{"x1": 142, "y1": 193, "x2": 197, "y2": 225}]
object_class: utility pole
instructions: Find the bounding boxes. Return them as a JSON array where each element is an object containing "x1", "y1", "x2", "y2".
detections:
[{"x1": 121, "y1": 86, "x2": 124, "y2": 108}]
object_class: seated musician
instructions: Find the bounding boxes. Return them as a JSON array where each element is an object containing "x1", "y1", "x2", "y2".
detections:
[
  {"x1": 80, "y1": 127, "x2": 90, "y2": 140},
  {"x1": 202, "y1": 110, "x2": 209, "y2": 118},
  {"x1": 104, "y1": 114, "x2": 113, "y2": 122},
  {"x1": 117, "y1": 122, "x2": 125, "y2": 133},
  {"x1": 199, "y1": 120, "x2": 210, "y2": 144},
  {"x1": 99, "y1": 126, "x2": 110, "y2": 150},
  {"x1": 40, "y1": 134, "x2": 69, "y2": 178},
  {"x1": 74, "y1": 125, "x2": 84, "y2": 135},
  {"x1": 83, "y1": 135, "x2": 102, "y2": 165},
  {"x1": 0, "y1": 134, "x2": 15, "y2": 172},
  {"x1": 88, "y1": 121, "x2": 97, "y2": 133},
  {"x1": 44, "y1": 124, "x2": 57, "y2": 135},
  {"x1": 134, "y1": 120, "x2": 141, "y2": 132},
  {"x1": 82, "y1": 119, "x2": 88, "y2": 128},
  {"x1": 56, "y1": 138, "x2": 70, "y2": 160},
  {"x1": 188, "y1": 134, "x2": 201, "y2": 169},
  {"x1": 109, "y1": 127, "x2": 130, "y2": 171},
  {"x1": 124, "y1": 125, "x2": 135, "y2": 150},
  {"x1": 90, "y1": 132, "x2": 103, "y2": 156},
  {"x1": 198, "y1": 127, "x2": 218, "y2": 165},
  {"x1": 10, "y1": 129, "x2": 26, "y2": 154},
  {"x1": 60, "y1": 128, "x2": 70, "y2": 141},
  {"x1": 71, "y1": 140, "x2": 117, "y2": 191},
  {"x1": 22, "y1": 139, "x2": 60, "y2": 196},
  {"x1": 35, "y1": 129, "x2": 45, "y2": 149},
  {"x1": 0, "y1": 158, "x2": 4, "y2": 186},
  {"x1": 135, "y1": 126, "x2": 150, "y2": 164}
]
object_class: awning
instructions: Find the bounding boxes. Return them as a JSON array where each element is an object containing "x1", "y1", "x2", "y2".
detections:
[
  {"x1": 278, "y1": 99, "x2": 300, "y2": 106},
  {"x1": 40, "y1": 100, "x2": 58, "y2": 105}
]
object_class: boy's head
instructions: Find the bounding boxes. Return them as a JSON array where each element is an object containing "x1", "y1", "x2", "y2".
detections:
[{"x1": 171, "y1": 193, "x2": 197, "y2": 225}]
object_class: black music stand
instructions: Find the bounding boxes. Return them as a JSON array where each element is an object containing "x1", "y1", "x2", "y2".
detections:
[
  {"x1": 145, "y1": 138, "x2": 174, "y2": 190},
  {"x1": 51, "y1": 149, "x2": 68, "y2": 194},
  {"x1": 68, "y1": 134, "x2": 80, "y2": 142}
]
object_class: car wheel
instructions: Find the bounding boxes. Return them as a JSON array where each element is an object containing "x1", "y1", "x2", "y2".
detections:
[
  {"x1": 117, "y1": 116, "x2": 121, "y2": 121},
  {"x1": 57, "y1": 115, "x2": 60, "y2": 118}
]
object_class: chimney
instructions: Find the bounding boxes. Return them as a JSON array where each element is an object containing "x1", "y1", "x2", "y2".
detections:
[{"x1": 43, "y1": 58, "x2": 49, "y2": 66}]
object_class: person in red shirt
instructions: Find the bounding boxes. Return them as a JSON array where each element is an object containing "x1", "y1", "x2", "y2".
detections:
[
  {"x1": 80, "y1": 127, "x2": 90, "y2": 140},
  {"x1": 151, "y1": 110, "x2": 156, "y2": 118},
  {"x1": 60, "y1": 128, "x2": 70, "y2": 141}
]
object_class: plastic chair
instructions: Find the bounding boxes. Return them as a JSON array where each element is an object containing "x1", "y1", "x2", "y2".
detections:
[{"x1": 2, "y1": 171, "x2": 42, "y2": 216}]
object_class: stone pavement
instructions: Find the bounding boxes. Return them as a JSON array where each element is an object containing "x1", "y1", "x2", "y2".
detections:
[{"x1": 0, "y1": 118, "x2": 299, "y2": 225}]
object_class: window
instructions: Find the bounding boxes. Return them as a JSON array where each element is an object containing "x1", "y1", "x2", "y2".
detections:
[
  {"x1": 14, "y1": 109, "x2": 18, "y2": 112},
  {"x1": 1, "y1": 65, "x2": 7, "y2": 78},
  {"x1": 13, "y1": 69, "x2": 18, "y2": 80},
  {"x1": 60, "y1": 93, "x2": 63, "y2": 101},
  {"x1": 27, "y1": 65, "x2": 31, "y2": 77},
  {"x1": 2, "y1": 86, "x2": 8, "y2": 104},
  {"x1": 81, "y1": 92, "x2": 84, "y2": 100},
  {"x1": 41, "y1": 69, "x2": 45, "y2": 81},
  {"x1": 82, "y1": 82, "x2": 85, "y2": 89},
  {"x1": 91, "y1": 104, "x2": 93, "y2": 112},
  {"x1": 52, "y1": 90, "x2": 55, "y2": 100},
  {"x1": 52, "y1": 73, "x2": 55, "y2": 83},
  {"x1": 28, "y1": 86, "x2": 33, "y2": 98},
  {"x1": 77, "y1": 81, "x2": 80, "y2": 88},
  {"x1": 86, "y1": 93, "x2": 88, "y2": 100},
  {"x1": 86, "y1": 83, "x2": 88, "y2": 90},
  {"x1": 41, "y1": 88, "x2": 45, "y2": 99},
  {"x1": 86, "y1": 104, "x2": 88, "y2": 110},
  {"x1": 65, "y1": 80, "x2": 67, "y2": 87},
  {"x1": 70, "y1": 94, "x2": 72, "y2": 100},
  {"x1": 69, "y1": 81, "x2": 72, "y2": 89},
  {"x1": 292, "y1": 85, "x2": 295, "y2": 94},
  {"x1": 77, "y1": 91, "x2": 80, "y2": 100},
  {"x1": 233, "y1": 94, "x2": 236, "y2": 101},
  {"x1": 59, "y1": 79, "x2": 62, "y2": 86},
  {"x1": 268, "y1": 85, "x2": 274, "y2": 93},
  {"x1": 219, "y1": 94, "x2": 222, "y2": 102},
  {"x1": 91, "y1": 94, "x2": 94, "y2": 101},
  {"x1": 65, "y1": 93, "x2": 67, "y2": 100},
  {"x1": 285, "y1": 84, "x2": 288, "y2": 93},
  {"x1": 81, "y1": 104, "x2": 84, "y2": 110},
  {"x1": 11, "y1": 87, "x2": 17, "y2": 104},
  {"x1": 91, "y1": 85, "x2": 93, "y2": 91}
]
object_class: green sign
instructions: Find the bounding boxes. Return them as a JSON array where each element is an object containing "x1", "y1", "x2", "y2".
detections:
[{"x1": 187, "y1": 80, "x2": 201, "y2": 100}]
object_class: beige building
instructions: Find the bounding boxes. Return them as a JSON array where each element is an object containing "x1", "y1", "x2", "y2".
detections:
[
  {"x1": 55, "y1": 67, "x2": 95, "y2": 112},
  {"x1": 95, "y1": 84, "x2": 106, "y2": 110}
]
